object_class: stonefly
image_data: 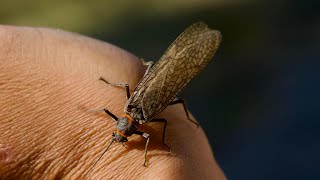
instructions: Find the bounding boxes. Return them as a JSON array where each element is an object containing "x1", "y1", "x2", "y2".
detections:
[{"x1": 85, "y1": 22, "x2": 221, "y2": 176}]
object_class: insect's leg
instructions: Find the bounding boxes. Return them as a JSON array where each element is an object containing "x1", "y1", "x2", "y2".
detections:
[
  {"x1": 150, "y1": 118, "x2": 171, "y2": 152},
  {"x1": 103, "y1": 109, "x2": 118, "y2": 121},
  {"x1": 134, "y1": 131, "x2": 150, "y2": 167},
  {"x1": 141, "y1": 58, "x2": 154, "y2": 75},
  {"x1": 99, "y1": 76, "x2": 130, "y2": 99},
  {"x1": 169, "y1": 99, "x2": 199, "y2": 127}
]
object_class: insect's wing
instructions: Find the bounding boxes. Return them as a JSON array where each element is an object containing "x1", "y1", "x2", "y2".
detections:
[{"x1": 127, "y1": 22, "x2": 221, "y2": 120}]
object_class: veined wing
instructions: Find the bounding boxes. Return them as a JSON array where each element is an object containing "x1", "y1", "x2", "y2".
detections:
[{"x1": 126, "y1": 22, "x2": 221, "y2": 121}]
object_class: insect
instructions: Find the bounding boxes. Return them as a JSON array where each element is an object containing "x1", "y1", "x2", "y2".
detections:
[{"x1": 85, "y1": 22, "x2": 221, "y2": 175}]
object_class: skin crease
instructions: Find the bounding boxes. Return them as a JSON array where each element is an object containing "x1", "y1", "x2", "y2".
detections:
[{"x1": 0, "y1": 25, "x2": 226, "y2": 180}]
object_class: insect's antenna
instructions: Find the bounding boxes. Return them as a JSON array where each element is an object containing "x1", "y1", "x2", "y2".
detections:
[{"x1": 84, "y1": 139, "x2": 115, "y2": 176}]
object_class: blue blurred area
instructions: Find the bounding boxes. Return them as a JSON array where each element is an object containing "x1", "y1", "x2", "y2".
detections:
[
  {"x1": 2, "y1": 0, "x2": 319, "y2": 179},
  {"x1": 216, "y1": 51, "x2": 320, "y2": 179}
]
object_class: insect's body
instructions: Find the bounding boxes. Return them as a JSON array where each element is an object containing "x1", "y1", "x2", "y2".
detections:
[{"x1": 85, "y1": 22, "x2": 222, "y2": 176}]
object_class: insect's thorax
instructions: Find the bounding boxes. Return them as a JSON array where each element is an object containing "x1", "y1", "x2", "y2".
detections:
[
  {"x1": 125, "y1": 104, "x2": 147, "y2": 124},
  {"x1": 113, "y1": 114, "x2": 139, "y2": 142}
]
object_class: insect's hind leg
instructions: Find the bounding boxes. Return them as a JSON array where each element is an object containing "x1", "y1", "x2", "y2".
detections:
[
  {"x1": 99, "y1": 76, "x2": 130, "y2": 99},
  {"x1": 150, "y1": 118, "x2": 171, "y2": 152},
  {"x1": 169, "y1": 99, "x2": 199, "y2": 127}
]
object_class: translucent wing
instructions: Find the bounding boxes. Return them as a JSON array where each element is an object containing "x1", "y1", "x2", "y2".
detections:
[{"x1": 126, "y1": 22, "x2": 221, "y2": 121}]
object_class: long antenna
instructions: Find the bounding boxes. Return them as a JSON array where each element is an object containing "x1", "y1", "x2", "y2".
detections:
[{"x1": 84, "y1": 139, "x2": 115, "y2": 176}]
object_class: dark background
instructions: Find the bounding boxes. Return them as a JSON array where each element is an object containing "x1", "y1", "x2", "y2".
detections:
[{"x1": 2, "y1": 0, "x2": 319, "y2": 179}]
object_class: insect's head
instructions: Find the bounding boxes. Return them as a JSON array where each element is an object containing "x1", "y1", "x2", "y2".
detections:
[
  {"x1": 112, "y1": 131, "x2": 128, "y2": 143},
  {"x1": 113, "y1": 116, "x2": 131, "y2": 143}
]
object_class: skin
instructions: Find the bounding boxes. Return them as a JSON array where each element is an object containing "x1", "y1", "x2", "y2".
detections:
[{"x1": 0, "y1": 25, "x2": 226, "y2": 179}]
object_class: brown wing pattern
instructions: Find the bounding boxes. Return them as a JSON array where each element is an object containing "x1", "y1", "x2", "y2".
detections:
[{"x1": 126, "y1": 22, "x2": 221, "y2": 121}]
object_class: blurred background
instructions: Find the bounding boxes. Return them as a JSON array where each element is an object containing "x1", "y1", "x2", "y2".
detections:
[{"x1": 1, "y1": 0, "x2": 319, "y2": 179}]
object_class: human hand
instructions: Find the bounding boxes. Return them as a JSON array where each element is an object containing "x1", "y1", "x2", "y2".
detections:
[{"x1": 0, "y1": 25, "x2": 226, "y2": 179}]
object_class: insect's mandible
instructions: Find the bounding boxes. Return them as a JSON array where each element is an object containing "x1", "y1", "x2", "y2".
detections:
[{"x1": 85, "y1": 22, "x2": 222, "y2": 176}]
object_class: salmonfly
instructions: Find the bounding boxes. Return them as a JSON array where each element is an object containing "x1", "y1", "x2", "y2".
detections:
[{"x1": 85, "y1": 22, "x2": 222, "y2": 176}]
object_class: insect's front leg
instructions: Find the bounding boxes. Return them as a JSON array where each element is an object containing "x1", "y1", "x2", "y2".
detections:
[
  {"x1": 170, "y1": 99, "x2": 199, "y2": 127},
  {"x1": 88, "y1": 108, "x2": 119, "y2": 121},
  {"x1": 133, "y1": 131, "x2": 150, "y2": 167},
  {"x1": 103, "y1": 109, "x2": 118, "y2": 121},
  {"x1": 99, "y1": 76, "x2": 130, "y2": 99}
]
